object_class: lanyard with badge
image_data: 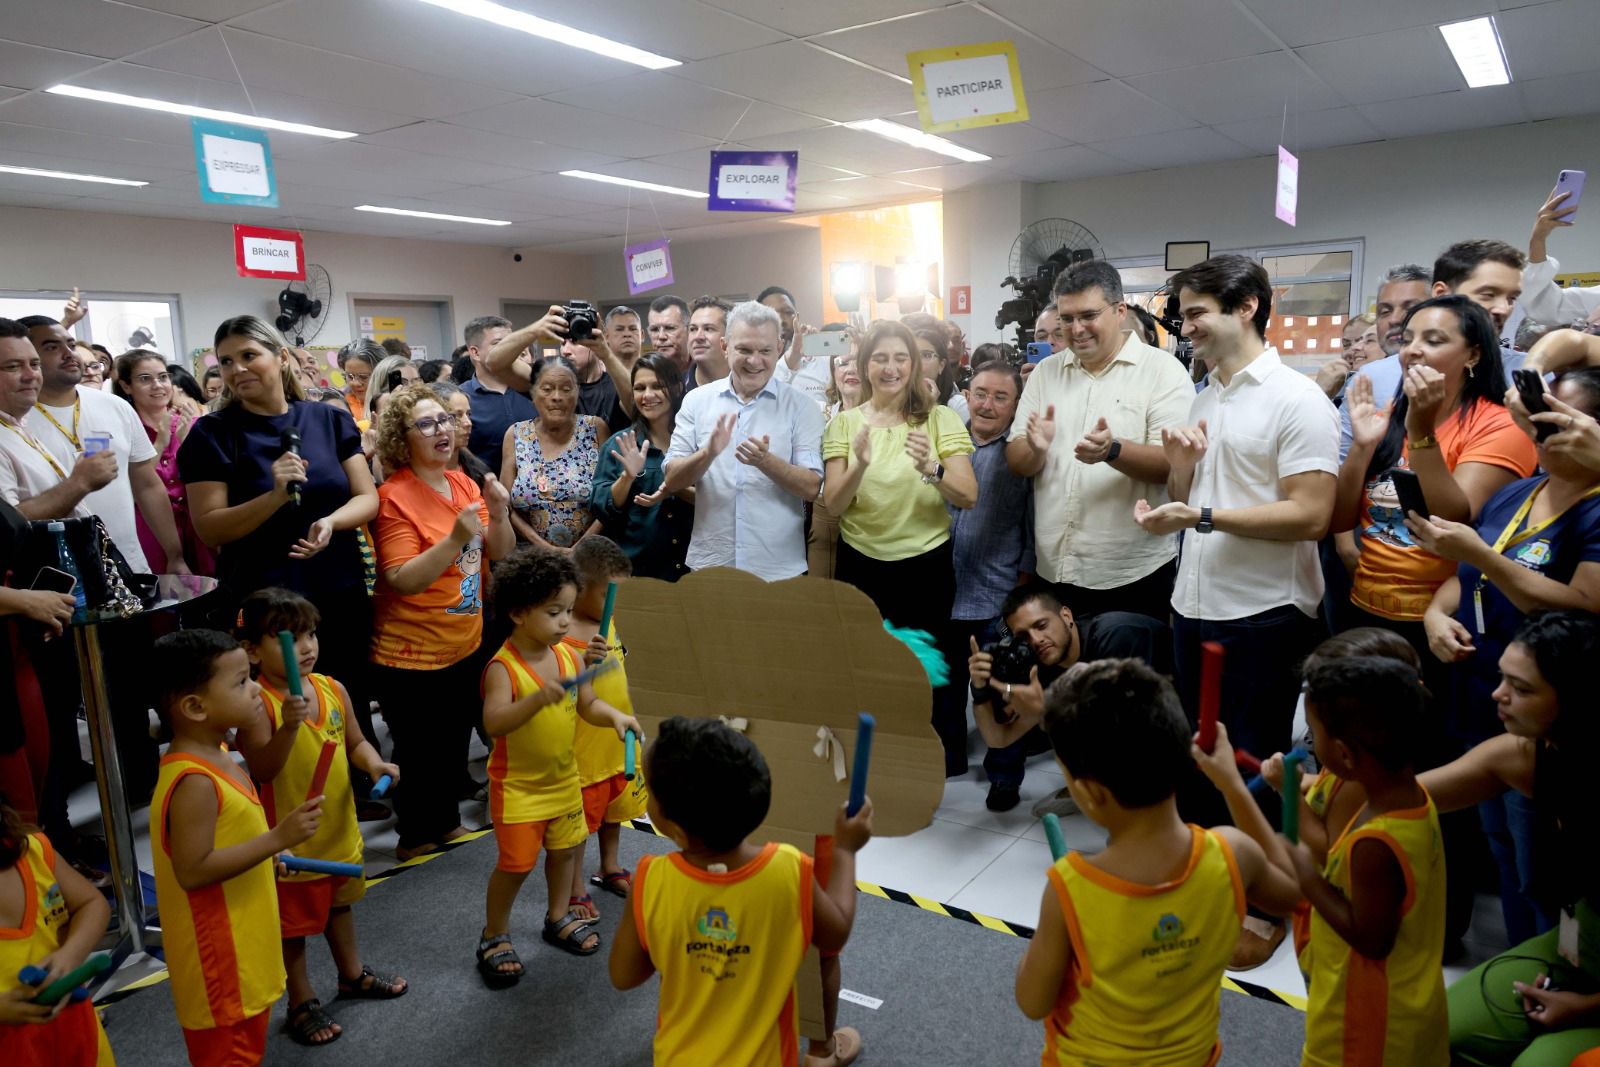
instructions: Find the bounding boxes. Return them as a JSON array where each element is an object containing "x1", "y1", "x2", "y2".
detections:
[
  {"x1": 0, "y1": 419, "x2": 69, "y2": 480},
  {"x1": 32, "y1": 394, "x2": 81, "y2": 451},
  {"x1": 1474, "y1": 480, "x2": 1600, "y2": 634}
]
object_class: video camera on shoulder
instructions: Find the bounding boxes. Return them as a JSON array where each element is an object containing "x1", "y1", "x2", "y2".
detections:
[
  {"x1": 562, "y1": 299, "x2": 599, "y2": 341},
  {"x1": 973, "y1": 634, "x2": 1038, "y2": 720}
]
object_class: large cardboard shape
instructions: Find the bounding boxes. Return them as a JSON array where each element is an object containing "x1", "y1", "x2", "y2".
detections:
[{"x1": 619, "y1": 568, "x2": 946, "y2": 849}]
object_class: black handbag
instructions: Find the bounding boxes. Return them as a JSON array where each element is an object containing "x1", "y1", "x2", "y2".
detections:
[{"x1": 13, "y1": 515, "x2": 154, "y2": 618}]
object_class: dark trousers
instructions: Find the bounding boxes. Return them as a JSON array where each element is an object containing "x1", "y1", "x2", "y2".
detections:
[
  {"x1": 1173, "y1": 604, "x2": 1325, "y2": 829},
  {"x1": 1054, "y1": 558, "x2": 1177, "y2": 623},
  {"x1": 372, "y1": 656, "x2": 480, "y2": 849},
  {"x1": 943, "y1": 616, "x2": 1040, "y2": 787},
  {"x1": 836, "y1": 539, "x2": 965, "y2": 775}
]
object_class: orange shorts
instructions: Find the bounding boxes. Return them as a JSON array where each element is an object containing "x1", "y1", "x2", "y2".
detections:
[
  {"x1": 581, "y1": 772, "x2": 649, "y2": 833},
  {"x1": 182, "y1": 1009, "x2": 270, "y2": 1066},
  {"x1": 277, "y1": 873, "x2": 366, "y2": 937},
  {"x1": 813, "y1": 835, "x2": 838, "y2": 959},
  {"x1": 0, "y1": 999, "x2": 112, "y2": 1066},
  {"x1": 495, "y1": 808, "x2": 587, "y2": 873}
]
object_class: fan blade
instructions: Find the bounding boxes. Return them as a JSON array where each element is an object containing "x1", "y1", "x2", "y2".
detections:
[{"x1": 307, "y1": 299, "x2": 323, "y2": 319}]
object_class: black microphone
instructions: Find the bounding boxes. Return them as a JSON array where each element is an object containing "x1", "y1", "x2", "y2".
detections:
[{"x1": 280, "y1": 428, "x2": 303, "y2": 507}]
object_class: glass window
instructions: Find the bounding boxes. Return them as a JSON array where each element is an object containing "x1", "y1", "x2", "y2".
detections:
[{"x1": 0, "y1": 291, "x2": 184, "y2": 360}]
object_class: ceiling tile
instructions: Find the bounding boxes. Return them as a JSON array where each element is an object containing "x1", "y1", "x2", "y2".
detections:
[
  {"x1": 0, "y1": 121, "x2": 197, "y2": 169},
  {"x1": 300, "y1": 141, "x2": 537, "y2": 186},
  {"x1": 1499, "y1": 0, "x2": 1600, "y2": 82},
  {"x1": 0, "y1": 41, "x2": 103, "y2": 90},
  {"x1": 816, "y1": 6, "x2": 1104, "y2": 92},
  {"x1": 1087, "y1": 126, "x2": 1260, "y2": 169},
  {"x1": 1026, "y1": 80, "x2": 1196, "y2": 142},
  {"x1": 983, "y1": 0, "x2": 1280, "y2": 77},
  {"x1": 419, "y1": 184, "x2": 615, "y2": 219},
  {"x1": 1213, "y1": 107, "x2": 1384, "y2": 155},
  {"x1": 268, "y1": 157, "x2": 466, "y2": 197},
  {"x1": 448, "y1": 98, "x2": 719, "y2": 159},
  {"x1": 1517, "y1": 69, "x2": 1600, "y2": 121},
  {"x1": 740, "y1": 125, "x2": 975, "y2": 175},
  {"x1": 1355, "y1": 85, "x2": 1529, "y2": 139},
  {"x1": 695, "y1": 0, "x2": 954, "y2": 38},
  {"x1": 543, "y1": 74, "x2": 824, "y2": 141},
  {"x1": 0, "y1": 145, "x2": 186, "y2": 183},
  {"x1": 128, "y1": 29, "x2": 519, "y2": 120},
  {"x1": 675, "y1": 42, "x2": 915, "y2": 123},
  {"x1": 995, "y1": 145, "x2": 1134, "y2": 182},
  {"x1": 520, "y1": 0, "x2": 788, "y2": 62},
  {"x1": 1127, "y1": 52, "x2": 1346, "y2": 126},
  {"x1": 1238, "y1": 0, "x2": 1496, "y2": 47},
  {"x1": 2, "y1": 0, "x2": 204, "y2": 60},
  {"x1": 1298, "y1": 25, "x2": 1468, "y2": 105},
  {"x1": 357, "y1": 121, "x2": 622, "y2": 174},
  {"x1": 799, "y1": 176, "x2": 939, "y2": 201},
  {"x1": 942, "y1": 122, "x2": 1069, "y2": 158},
  {"x1": 120, "y1": 1, "x2": 282, "y2": 19},
  {"x1": 0, "y1": 187, "x2": 86, "y2": 209},
  {"x1": 881, "y1": 163, "x2": 997, "y2": 191}
]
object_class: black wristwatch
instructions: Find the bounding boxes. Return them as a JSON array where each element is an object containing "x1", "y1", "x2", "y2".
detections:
[
  {"x1": 921, "y1": 463, "x2": 945, "y2": 485},
  {"x1": 1195, "y1": 506, "x2": 1214, "y2": 534},
  {"x1": 1105, "y1": 439, "x2": 1122, "y2": 463}
]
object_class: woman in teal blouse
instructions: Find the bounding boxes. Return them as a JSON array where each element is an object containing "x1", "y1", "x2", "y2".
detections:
[{"x1": 589, "y1": 354, "x2": 693, "y2": 580}]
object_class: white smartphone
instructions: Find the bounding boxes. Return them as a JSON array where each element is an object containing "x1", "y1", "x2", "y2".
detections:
[
  {"x1": 1554, "y1": 169, "x2": 1586, "y2": 219},
  {"x1": 802, "y1": 331, "x2": 850, "y2": 358}
]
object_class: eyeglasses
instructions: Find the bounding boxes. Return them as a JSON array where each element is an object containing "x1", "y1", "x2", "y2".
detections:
[
  {"x1": 832, "y1": 356, "x2": 853, "y2": 367},
  {"x1": 132, "y1": 373, "x2": 171, "y2": 387},
  {"x1": 345, "y1": 371, "x2": 372, "y2": 383},
  {"x1": 411, "y1": 414, "x2": 457, "y2": 437},
  {"x1": 1057, "y1": 305, "x2": 1119, "y2": 329}
]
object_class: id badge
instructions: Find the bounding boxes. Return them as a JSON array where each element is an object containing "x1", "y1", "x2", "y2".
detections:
[
  {"x1": 1559, "y1": 905, "x2": 1580, "y2": 968},
  {"x1": 1473, "y1": 587, "x2": 1486, "y2": 636}
]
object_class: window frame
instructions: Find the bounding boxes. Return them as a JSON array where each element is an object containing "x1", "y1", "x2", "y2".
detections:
[{"x1": 0, "y1": 288, "x2": 187, "y2": 358}]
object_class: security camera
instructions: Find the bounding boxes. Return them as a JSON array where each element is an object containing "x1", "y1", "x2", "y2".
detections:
[{"x1": 513, "y1": 252, "x2": 523, "y2": 263}]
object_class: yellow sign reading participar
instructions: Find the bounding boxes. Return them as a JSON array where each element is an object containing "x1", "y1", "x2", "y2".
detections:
[{"x1": 907, "y1": 41, "x2": 1028, "y2": 134}]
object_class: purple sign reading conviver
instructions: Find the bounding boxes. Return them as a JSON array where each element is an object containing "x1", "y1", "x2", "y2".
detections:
[
  {"x1": 624, "y1": 238, "x2": 675, "y2": 295},
  {"x1": 708, "y1": 150, "x2": 798, "y2": 213}
]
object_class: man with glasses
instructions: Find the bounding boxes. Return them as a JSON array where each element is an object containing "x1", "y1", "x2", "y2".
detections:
[{"x1": 1005, "y1": 261, "x2": 1193, "y2": 620}]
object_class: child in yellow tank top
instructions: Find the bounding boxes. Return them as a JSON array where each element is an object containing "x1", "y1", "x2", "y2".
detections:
[
  {"x1": 1278, "y1": 657, "x2": 1448, "y2": 1067},
  {"x1": 0, "y1": 803, "x2": 114, "y2": 1066},
  {"x1": 477, "y1": 550, "x2": 642, "y2": 987},
  {"x1": 149, "y1": 629, "x2": 323, "y2": 1066},
  {"x1": 1016, "y1": 660, "x2": 1304, "y2": 1067},
  {"x1": 609, "y1": 716, "x2": 875, "y2": 1067},
  {"x1": 233, "y1": 589, "x2": 407, "y2": 1048},
  {"x1": 566, "y1": 536, "x2": 647, "y2": 920}
]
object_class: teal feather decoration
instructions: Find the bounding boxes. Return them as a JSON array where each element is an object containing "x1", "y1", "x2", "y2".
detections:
[{"x1": 883, "y1": 622, "x2": 949, "y2": 685}]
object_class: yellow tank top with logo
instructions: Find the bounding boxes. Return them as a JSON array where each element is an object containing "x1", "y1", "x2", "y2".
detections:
[
  {"x1": 1293, "y1": 769, "x2": 1347, "y2": 968},
  {"x1": 258, "y1": 673, "x2": 364, "y2": 880},
  {"x1": 1302, "y1": 794, "x2": 1449, "y2": 1066},
  {"x1": 486, "y1": 640, "x2": 584, "y2": 822},
  {"x1": 152, "y1": 752, "x2": 285, "y2": 1029},
  {"x1": 565, "y1": 620, "x2": 633, "y2": 786},
  {"x1": 635, "y1": 842, "x2": 814, "y2": 1067},
  {"x1": 0, "y1": 834, "x2": 114, "y2": 1063},
  {"x1": 1042, "y1": 825, "x2": 1244, "y2": 1067}
]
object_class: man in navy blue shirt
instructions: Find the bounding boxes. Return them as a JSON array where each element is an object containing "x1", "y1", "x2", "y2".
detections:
[{"x1": 459, "y1": 314, "x2": 533, "y2": 474}]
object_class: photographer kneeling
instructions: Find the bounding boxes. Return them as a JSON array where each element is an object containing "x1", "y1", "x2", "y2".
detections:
[{"x1": 968, "y1": 584, "x2": 1170, "y2": 814}]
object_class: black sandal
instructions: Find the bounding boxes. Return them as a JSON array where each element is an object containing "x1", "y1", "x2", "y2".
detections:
[
  {"x1": 286, "y1": 999, "x2": 342, "y2": 1046},
  {"x1": 336, "y1": 964, "x2": 408, "y2": 1000},
  {"x1": 542, "y1": 910, "x2": 602, "y2": 956},
  {"x1": 476, "y1": 932, "x2": 524, "y2": 988}
]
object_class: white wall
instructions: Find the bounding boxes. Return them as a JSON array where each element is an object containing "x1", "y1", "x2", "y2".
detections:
[
  {"x1": 946, "y1": 113, "x2": 1600, "y2": 347},
  {"x1": 0, "y1": 207, "x2": 587, "y2": 356}
]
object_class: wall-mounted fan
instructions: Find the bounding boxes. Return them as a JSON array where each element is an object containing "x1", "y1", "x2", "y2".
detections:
[
  {"x1": 275, "y1": 263, "x2": 332, "y2": 345},
  {"x1": 995, "y1": 218, "x2": 1106, "y2": 349}
]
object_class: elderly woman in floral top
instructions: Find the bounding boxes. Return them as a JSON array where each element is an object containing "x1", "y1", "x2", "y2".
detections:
[{"x1": 501, "y1": 355, "x2": 609, "y2": 550}]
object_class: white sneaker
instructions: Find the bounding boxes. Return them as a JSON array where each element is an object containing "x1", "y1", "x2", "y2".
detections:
[{"x1": 1030, "y1": 787, "x2": 1079, "y2": 818}]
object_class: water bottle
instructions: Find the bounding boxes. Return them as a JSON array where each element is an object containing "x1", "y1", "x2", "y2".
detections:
[{"x1": 48, "y1": 520, "x2": 88, "y2": 617}]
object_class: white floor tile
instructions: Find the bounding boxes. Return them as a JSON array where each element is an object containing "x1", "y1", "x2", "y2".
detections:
[
  {"x1": 946, "y1": 838, "x2": 1056, "y2": 928},
  {"x1": 856, "y1": 818, "x2": 1017, "y2": 904},
  {"x1": 934, "y1": 759, "x2": 1069, "y2": 839}
]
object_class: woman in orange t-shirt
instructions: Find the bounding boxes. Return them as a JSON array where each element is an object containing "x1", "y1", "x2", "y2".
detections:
[{"x1": 369, "y1": 383, "x2": 514, "y2": 860}]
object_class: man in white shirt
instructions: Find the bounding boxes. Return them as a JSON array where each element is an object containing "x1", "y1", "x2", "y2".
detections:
[
  {"x1": 663, "y1": 301, "x2": 825, "y2": 581},
  {"x1": 1522, "y1": 182, "x2": 1600, "y2": 327},
  {"x1": 769, "y1": 286, "x2": 832, "y2": 412},
  {"x1": 18, "y1": 317, "x2": 185, "y2": 575},
  {"x1": 1006, "y1": 261, "x2": 1194, "y2": 620},
  {"x1": 0, "y1": 320, "x2": 116, "y2": 521}
]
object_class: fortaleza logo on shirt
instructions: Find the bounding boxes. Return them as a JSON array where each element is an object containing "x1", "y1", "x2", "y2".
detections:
[
  {"x1": 1143, "y1": 912, "x2": 1200, "y2": 957},
  {"x1": 686, "y1": 905, "x2": 751, "y2": 980},
  {"x1": 695, "y1": 906, "x2": 738, "y2": 942}
]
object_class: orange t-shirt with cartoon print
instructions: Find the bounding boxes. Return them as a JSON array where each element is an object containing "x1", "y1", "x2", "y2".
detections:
[{"x1": 371, "y1": 466, "x2": 490, "y2": 669}]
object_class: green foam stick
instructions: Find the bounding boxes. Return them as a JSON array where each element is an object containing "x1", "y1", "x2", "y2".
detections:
[
  {"x1": 598, "y1": 580, "x2": 618, "y2": 642},
  {"x1": 1282, "y1": 753, "x2": 1303, "y2": 845},
  {"x1": 277, "y1": 630, "x2": 303, "y2": 698},
  {"x1": 1043, "y1": 813, "x2": 1067, "y2": 862},
  {"x1": 34, "y1": 952, "x2": 112, "y2": 1006}
]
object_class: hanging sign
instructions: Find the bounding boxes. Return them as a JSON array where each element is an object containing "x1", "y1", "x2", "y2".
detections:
[
  {"x1": 233, "y1": 224, "x2": 304, "y2": 280},
  {"x1": 908, "y1": 41, "x2": 1029, "y2": 134},
  {"x1": 192, "y1": 117, "x2": 278, "y2": 207},
  {"x1": 624, "y1": 238, "x2": 675, "y2": 294},
  {"x1": 708, "y1": 150, "x2": 798, "y2": 213},
  {"x1": 1275, "y1": 145, "x2": 1299, "y2": 226}
]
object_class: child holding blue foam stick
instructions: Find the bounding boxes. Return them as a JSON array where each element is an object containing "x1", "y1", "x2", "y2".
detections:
[
  {"x1": 233, "y1": 588, "x2": 406, "y2": 1047},
  {"x1": 1016, "y1": 659, "x2": 1302, "y2": 1066}
]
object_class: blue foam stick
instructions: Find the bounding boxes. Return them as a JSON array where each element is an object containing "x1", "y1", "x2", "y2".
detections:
[
  {"x1": 847, "y1": 713, "x2": 874, "y2": 817},
  {"x1": 598, "y1": 581, "x2": 618, "y2": 640},
  {"x1": 624, "y1": 729, "x2": 637, "y2": 781},
  {"x1": 370, "y1": 774, "x2": 393, "y2": 799},
  {"x1": 1042, "y1": 813, "x2": 1067, "y2": 862},
  {"x1": 1246, "y1": 745, "x2": 1309, "y2": 795},
  {"x1": 281, "y1": 856, "x2": 363, "y2": 878},
  {"x1": 18, "y1": 964, "x2": 46, "y2": 986},
  {"x1": 559, "y1": 655, "x2": 620, "y2": 691}
]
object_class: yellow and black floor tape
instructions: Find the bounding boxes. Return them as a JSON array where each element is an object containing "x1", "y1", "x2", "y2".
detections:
[{"x1": 94, "y1": 820, "x2": 1306, "y2": 1014}]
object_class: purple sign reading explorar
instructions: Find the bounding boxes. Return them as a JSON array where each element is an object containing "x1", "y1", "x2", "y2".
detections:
[{"x1": 707, "y1": 150, "x2": 798, "y2": 213}]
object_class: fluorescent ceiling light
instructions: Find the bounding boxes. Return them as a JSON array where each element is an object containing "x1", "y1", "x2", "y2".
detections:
[
  {"x1": 842, "y1": 120, "x2": 991, "y2": 163},
  {"x1": 559, "y1": 170, "x2": 708, "y2": 199},
  {"x1": 354, "y1": 205, "x2": 512, "y2": 226},
  {"x1": 415, "y1": 0, "x2": 679, "y2": 70},
  {"x1": 0, "y1": 164, "x2": 148, "y2": 187},
  {"x1": 1439, "y1": 16, "x2": 1511, "y2": 88},
  {"x1": 45, "y1": 84, "x2": 357, "y2": 139}
]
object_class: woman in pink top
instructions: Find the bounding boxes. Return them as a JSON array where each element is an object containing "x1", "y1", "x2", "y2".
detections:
[{"x1": 114, "y1": 350, "x2": 215, "y2": 575}]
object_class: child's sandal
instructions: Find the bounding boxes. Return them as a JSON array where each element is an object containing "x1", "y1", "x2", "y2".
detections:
[
  {"x1": 592, "y1": 868, "x2": 632, "y2": 898},
  {"x1": 286, "y1": 999, "x2": 342, "y2": 1046},
  {"x1": 542, "y1": 911, "x2": 602, "y2": 956},
  {"x1": 476, "y1": 933, "x2": 524, "y2": 988},
  {"x1": 336, "y1": 964, "x2": 408, "y2": 1000},
  {"x1": 569, "y1": 893, "x2": 600, "y2": 921}
]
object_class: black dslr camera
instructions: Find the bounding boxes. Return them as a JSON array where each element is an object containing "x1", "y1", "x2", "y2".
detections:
[
  {"x1": 974, "y1": 634, "x2": 1038, "y2": 720},
  {"x1": 562, "y1": 299, "x2": 599, "y2": 341}
]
